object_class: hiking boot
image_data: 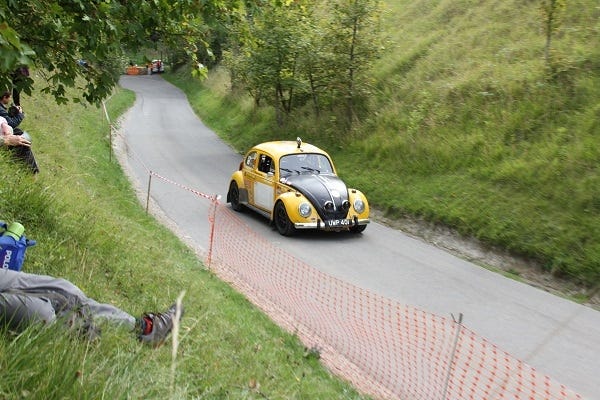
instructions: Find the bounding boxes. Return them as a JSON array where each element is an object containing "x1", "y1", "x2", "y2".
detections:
[{"x1": 138, "y1": 303, "x2": 184, "y2": 347}]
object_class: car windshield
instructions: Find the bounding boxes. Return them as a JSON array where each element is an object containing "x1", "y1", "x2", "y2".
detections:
[{"x1": 279, "y1": 153, "x2": 333, "y2": 177}]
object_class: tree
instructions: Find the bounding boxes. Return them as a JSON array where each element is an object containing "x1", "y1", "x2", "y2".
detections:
[
  {"x1": 325, "y1": 0, "x2": 383, "y2": 127},
  {"x1": 540, "y1": 0, "x2": 566, "y2": 67},
  {"x1": 0, "y1": 0, "x2": 208, "y2": 104},
  {"x1": 219, "y1": 0, "x2": 383, "y2": 129},
  {"x1": 295, "y1": 2, "x2": 337, "y2": 118},
  {"x1": 224, "y1": 0, "x2": 312, "y2": 126}
]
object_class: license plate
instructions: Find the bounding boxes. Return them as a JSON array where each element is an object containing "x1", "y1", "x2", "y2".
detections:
[{"x1": 325, "y1": 219, "x2": 351, "y2": 228}]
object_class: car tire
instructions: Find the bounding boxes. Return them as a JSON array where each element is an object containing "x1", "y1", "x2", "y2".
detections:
[
  {"x1": 274, "y1": 201, "x2": 296, "y2": 236},
  {"x1": 228, "y1": 181, "x2": 243, "y2": 212},
  {"x1": 351, "y1": 224, "x2": 367, "y2": 233}
]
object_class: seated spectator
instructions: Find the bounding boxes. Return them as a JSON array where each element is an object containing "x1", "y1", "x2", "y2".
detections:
[
  {"x1": 0, "y1": 91, "x2": 25, "y2": 128},
  {"x1": 0, "y1": 267, "x2": 183, "y2": 347},
  {"x1": 1, "y1": 115, "x2": 39, "y2": 173}
]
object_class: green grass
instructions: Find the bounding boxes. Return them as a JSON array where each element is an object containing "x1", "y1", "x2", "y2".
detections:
[
  {"x1": 164, "y1": 0, "x2": 600, "y2": 290},
  {"x1": 0, "y1": 80, "x2": 370, "y2": 399}
]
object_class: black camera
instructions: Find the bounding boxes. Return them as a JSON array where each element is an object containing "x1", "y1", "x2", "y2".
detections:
[{"x1": 8, "y1": 105, "x2": 20, "y2": 118}]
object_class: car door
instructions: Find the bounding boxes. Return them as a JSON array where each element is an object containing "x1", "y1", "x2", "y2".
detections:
[
  {"x1": 252, "y1": 153, "x2": 276, "y2": 212},
  {"x1": 242, "y1": 151, "x2": 258, "y2": 205}
]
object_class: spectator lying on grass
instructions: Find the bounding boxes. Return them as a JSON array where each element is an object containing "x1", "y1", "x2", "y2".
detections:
[{"x1": 0, "y1": 268, "x2": 183, "y2": 347}]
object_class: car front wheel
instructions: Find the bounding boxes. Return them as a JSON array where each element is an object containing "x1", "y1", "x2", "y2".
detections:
[
  {"x1": 228, "y1": 181, "x2": 243, "y2": 212},
  {"x1": 351, "y1": 224, "x2": 367, "y2": 233},
  {"x1": 274, "y1": 201, "x2": 296, "y2": 236}
]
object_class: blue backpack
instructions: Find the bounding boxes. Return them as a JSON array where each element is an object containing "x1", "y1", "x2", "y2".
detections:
[{"x1": 0, "y1": 221, "x2": 36, "y2": 271}]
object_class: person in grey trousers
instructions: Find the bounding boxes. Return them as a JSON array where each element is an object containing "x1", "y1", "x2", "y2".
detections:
[{"x1": 0, "y1": 268, "x2": 183, "y2": 347}]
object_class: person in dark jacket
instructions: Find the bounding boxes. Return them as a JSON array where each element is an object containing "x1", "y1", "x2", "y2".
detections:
[
  {"x1": 0, "y1": 267, "x2": 183, "y2": 347},
  {"x1": 0, "y1": 91, "x2": 25, "y2": 128}
]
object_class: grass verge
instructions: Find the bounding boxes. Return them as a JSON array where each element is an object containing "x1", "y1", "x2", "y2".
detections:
[{"x1": 0, "y1": 77, "x2": 370, "y2": 399}]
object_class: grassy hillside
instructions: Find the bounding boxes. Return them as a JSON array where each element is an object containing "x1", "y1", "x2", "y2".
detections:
[
  {"x1": 165, "y1": 0, "x2": 600, "y2": 293},
  {"x1": 0, "y1": 84, "x2": 370, "y2": 399},
  {"x1": 359, "y1": 0, "x2": 600, "y2": 286}
]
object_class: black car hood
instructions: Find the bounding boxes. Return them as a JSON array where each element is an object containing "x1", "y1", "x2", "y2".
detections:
[{"x1": 282, "y1": 174, "x2": 349, "y2": 220}]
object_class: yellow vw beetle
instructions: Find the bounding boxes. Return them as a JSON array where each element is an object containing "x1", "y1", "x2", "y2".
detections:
[{"x1": 227, "y1": 138, "x2": 370, "y2": 236}]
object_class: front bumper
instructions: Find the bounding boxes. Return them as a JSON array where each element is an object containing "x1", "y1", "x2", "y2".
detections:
[{"x1": 294, "y1": 217, "x2": 370, "y2": 230}]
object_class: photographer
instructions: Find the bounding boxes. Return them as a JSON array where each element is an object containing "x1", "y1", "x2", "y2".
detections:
[{"x1": 0, "y1": 91, "x2": 25, "y2": 128}]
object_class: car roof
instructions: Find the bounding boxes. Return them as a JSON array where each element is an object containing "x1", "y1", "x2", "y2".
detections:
[{"x1": 251, "y1": 141, "x2": 328, "y2": 158}]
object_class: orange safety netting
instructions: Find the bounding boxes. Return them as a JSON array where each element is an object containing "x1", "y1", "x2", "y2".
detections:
[{"x1": 207, "y1": 201, "x2": 582, "y2": 400}]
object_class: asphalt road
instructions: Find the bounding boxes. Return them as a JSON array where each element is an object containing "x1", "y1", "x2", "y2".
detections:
[{"x1": 118, "y1": 74, "x2": 600, "y2": 399}]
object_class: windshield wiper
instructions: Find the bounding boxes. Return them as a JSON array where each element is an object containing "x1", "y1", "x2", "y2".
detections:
[
  {"x1": 301, "y1": 166, "x2": 320, "y2": 173},
  {"x1": 280, "y1": 167, "x2": 301, "y2": 175}
]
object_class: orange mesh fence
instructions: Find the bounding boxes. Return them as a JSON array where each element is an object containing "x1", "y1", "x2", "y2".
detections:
[{"x1": 208, "y1": 201, "x2": 583, "y2": 400}]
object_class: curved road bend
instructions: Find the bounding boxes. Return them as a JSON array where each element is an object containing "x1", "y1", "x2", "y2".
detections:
[{"x1": 118, "y1": 75, "x2": 600, "y2": 400}]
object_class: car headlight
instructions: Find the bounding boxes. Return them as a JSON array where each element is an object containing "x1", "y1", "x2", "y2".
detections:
[
  {"x1": 353, "y1": 198, "x2": 365, "y2": 213},
  {"x1": 298, "y1": 202, "x2": 312, "y2": 217}
]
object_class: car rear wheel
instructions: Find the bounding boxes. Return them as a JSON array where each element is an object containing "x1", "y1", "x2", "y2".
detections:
[
  {"x1": 228, "y1": 181, "x2": 243, "y2": 212},
  {"x1": 274, "y1": 201, "x2": 296, "y2": 236}
]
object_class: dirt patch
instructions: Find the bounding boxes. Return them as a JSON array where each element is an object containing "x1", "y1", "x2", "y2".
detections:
[{"x1": 370, "y1": 209, "x2": 600, "y2": 311}]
